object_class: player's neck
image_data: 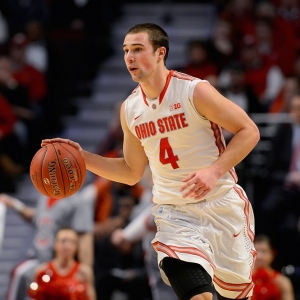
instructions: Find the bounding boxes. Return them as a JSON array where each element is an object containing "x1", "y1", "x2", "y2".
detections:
[{"x1": 140, "y1": 67, "x2": 169, "y2": 100}]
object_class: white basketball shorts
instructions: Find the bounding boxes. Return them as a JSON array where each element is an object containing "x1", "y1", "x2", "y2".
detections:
[{"x1": 151, "y1": 185, "x2": 256, "y2": 299}]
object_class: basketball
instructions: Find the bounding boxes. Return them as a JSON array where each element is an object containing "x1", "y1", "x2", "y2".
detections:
[{"x1": 30, "y1": 142, "x2": 86, "y2": 199}]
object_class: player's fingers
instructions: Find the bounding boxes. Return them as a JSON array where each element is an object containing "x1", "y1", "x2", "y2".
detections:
[
  {"x1": 194, "y1": 189, "x2": 210, "y2": 200},
  {"x1": 179, "y1": 177, "x2": 198, "y2": 192},
  {"x1": 182, "y1": 183, "x2": 205, "y2": 198},
  {"x1": 41, "y1": 138, "x2": 67, "y2": 146},
  {"x1": 181, "y1": 172, "x2": 196, "y2": 183}
]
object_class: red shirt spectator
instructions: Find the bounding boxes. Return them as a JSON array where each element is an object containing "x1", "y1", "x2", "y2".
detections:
[
  {"x1": 13, "y1": 64, "x2": 47, "y2": 102},
  {"x1": 181, "y1": 40, "x2": 218, "y2": 80},
  {"x1": 9, "y1": 33, "x2": 47, "y2": 102},
  {"x1": 0, "y1": 95, "x2": 15, "y2": 139}
]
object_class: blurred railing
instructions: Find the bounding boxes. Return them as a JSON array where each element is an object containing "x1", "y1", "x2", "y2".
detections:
[{"x1": 0, "y1": 202, "x2": 6, "y2": 256}]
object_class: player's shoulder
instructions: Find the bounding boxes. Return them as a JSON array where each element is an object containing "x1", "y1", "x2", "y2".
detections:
[{"x1": 171, "y1": 70, "x2": 200, "y2": 82}]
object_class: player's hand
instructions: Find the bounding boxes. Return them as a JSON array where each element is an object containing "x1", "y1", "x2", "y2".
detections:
[
  {"x1": 41, "y1": 138, "x2": 82, "y2": 152},
  {"x1": 179, "y1": 168, "x2": 218, "y2": 200}
]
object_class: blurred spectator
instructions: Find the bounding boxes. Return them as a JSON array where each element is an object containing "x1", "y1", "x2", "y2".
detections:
[
  {"x1": 269, "y1": 76, "x2": 300, "y2": 113},
  {"x1": 220, "y1": 61, "x2": 265, "y2": 114},
  {"x1": 28, "y1": 228, "x2": 96, "y2": 300},
  {"x1": 207, "y1": 18, "x2": 238, "y2": 72},
  {"x1": 111, "y1": 166, "x2": 177, "y2": 300},
  {"x1": 91, "y1": 178, "x2": 143, "y2": 239},
  {"x1": 258, "y1": 94, "x2": 300, "y2": 264},
  {"x1": 9, "y1": 33, "x2": 47, "y2": 104},
  {"x1": 0, "y1": 54, "x2": 44, "y2": 162},
  {"x1": 93, "y1": 193, "x2": 152, "y2": 300},
  {"x1": 0, "y1": 56, "x2": 35, "y2": 130},
  {"x1": 252, "y1": 234, "x2": 294, "y2": 300},
  {"x1": 220, "y1": 0, "x2": 255, "y2": 46},
  {"x1": 0, "y1": 94, "x2": 25, "y2": 192},
  {"x1": 239, "y1": 36, "x2": 284, "y2": 109},
  {"x1": 277, "y1": 0, "x2": 300, "y2": 51},
  {"x1": 179, "y1": 40, "x2": 218, "y2": 80},
  {"x1": 0, "y1": 192, "x2": 93, "y2": 300},
  {"x1": 0, "y1": 201, "x2": 5, "y2": 255},
  {"x1": 254, "y1": 1, "x2": 297, "y2": 76},
  {"x1": 3, "y1": 0, "x2": 49, "y2": 35},
  {"x1": 97, "y1": 102, "x2": 124, "y2": 157},
  {"x1": 24, "y1": 21, "x2": 49, "y2": 73},
  {"x1": 0, "y1": 9, "x2": 8, "y2": 47},
  {"x1": 293, "y1": 56, "x2": 300, "y2": 82}
]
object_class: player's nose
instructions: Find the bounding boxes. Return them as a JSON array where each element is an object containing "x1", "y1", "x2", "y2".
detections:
[{"x1": 125, "y1": 51, "x2": 134, "y2": 63}]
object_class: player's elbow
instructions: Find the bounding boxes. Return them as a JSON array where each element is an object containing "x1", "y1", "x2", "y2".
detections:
[
  {"x1": 250, "y1": 123, "x2": 260, "y2": 146},
  {"x1": 126, "y1": 171, "x2": 143, "y2": 186},
  {"x1": 126, "y1": 175, "x2": 142, "y2": 186}
]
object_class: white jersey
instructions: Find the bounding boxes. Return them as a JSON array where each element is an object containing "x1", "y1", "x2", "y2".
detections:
[{"x1": 125, "y1": 70, "x2": 236, "y2": 205}]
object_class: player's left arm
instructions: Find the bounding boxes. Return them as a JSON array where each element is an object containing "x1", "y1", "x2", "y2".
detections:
[{"x1": 180, "y1": 82, "x2": 260, "y2": 199}]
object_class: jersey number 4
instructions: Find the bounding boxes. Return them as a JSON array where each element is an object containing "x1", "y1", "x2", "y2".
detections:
[{"x1": 159, "y1": 137, "x2": 179, "y2": 169}]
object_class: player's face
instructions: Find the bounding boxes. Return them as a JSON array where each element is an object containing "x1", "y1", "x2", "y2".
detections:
[
  {"x1": 123, "y1": 32, "x2": 160, "y2": 82},
  {"x1": 254, "y1": 241, "x2": 274, "y2": 268},
  {"x1": 54, "y1": 229, "x2": 78, "y2": 259}
]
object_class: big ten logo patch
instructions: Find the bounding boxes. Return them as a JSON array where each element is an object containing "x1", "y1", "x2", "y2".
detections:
[{"x1": 169, "y1": 103, "x2": 181, "y2": 111}]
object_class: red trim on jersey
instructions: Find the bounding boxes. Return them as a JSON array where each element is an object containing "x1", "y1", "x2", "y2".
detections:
[
  {"x1": 152, "y1": 242, "x2": 216, "y2": 270},
  {"x1": 168, "y1": 245, "x2": 216, "y2": 270},
  {"x1": 229, "y1": 168, "x2": 238, "y2": 183},
  {"x1": 234, "y1": 186, "x2": 255, "y2": 242},
  {"x1": 249, "y1": 248, "x2": 257, "y2": 279},
  {"x1": 159, "y1": 70, "x2": 173, "y2": 104},
  {"x1": 172, "y1": 71, "x2": 196, "y2": 81},
  {"x1": 213, "y1": 276, "x2": 254, "y2": 298},
  {"x1": 213, "y1": 276, "x2": 249, "y2": 291},
  {"x1": 238, "y1": 282, "x2": 254, "y2": 298},
  {"x1": 152, "y1": 241, "x2": 179, "y2": 258},
  {"x1": 139, "y1": 70, "x2": 173, "y2": 106},
  {"x1": 210, "y1": 121, "x2": 225, "y2": 154},
  {"x1": 140, "y1": 86, "x2": 149, "y2": 107},
  {"x1": 210, "y1": 121, "x2": 238, "y2": 183}
]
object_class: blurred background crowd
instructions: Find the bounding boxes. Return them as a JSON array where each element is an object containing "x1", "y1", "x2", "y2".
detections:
[{"x1": 1, "y1": 0, "x2": 300, "y2": 299}]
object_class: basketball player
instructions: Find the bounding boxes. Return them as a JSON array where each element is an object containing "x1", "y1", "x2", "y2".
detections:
[
  {"x1": 28, "y1": 227, "x2": 96, "y2": 300},
  {"x1": 42, "y1": 23, "x2": 260, "y2": 300}
]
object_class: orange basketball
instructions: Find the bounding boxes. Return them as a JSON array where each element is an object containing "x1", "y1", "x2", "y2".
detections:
[{"x1": 30, "y1": 142, "x2": 86, "y2": 199}]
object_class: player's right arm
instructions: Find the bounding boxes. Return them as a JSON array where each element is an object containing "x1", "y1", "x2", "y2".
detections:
[
  {"x1": 41, "y1": 102, "x2": 148, "y2": 186},
  {"x1": 0, "y1": 193, "x2": 36, "y2": 222}
]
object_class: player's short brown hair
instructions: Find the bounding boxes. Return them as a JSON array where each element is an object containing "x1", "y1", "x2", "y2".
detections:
[{"x1": 127, "y1": 23, "x2": 169, "y2": 64}]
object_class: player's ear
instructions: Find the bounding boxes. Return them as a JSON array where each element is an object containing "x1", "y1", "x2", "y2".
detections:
[{"x1": 157, "y1": 47, "x2": 166, "y2": 62}]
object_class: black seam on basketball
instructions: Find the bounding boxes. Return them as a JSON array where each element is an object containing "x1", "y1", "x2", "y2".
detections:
[
  {"x1": 52, "y1": 143, "x2": 66, "y2": 197},
  {"x1": 40, "y1": 145, "x2": 51, "y2": 197},
  {"x1": 59, "y1": 142, "x2": 84, "y2": 186}
]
